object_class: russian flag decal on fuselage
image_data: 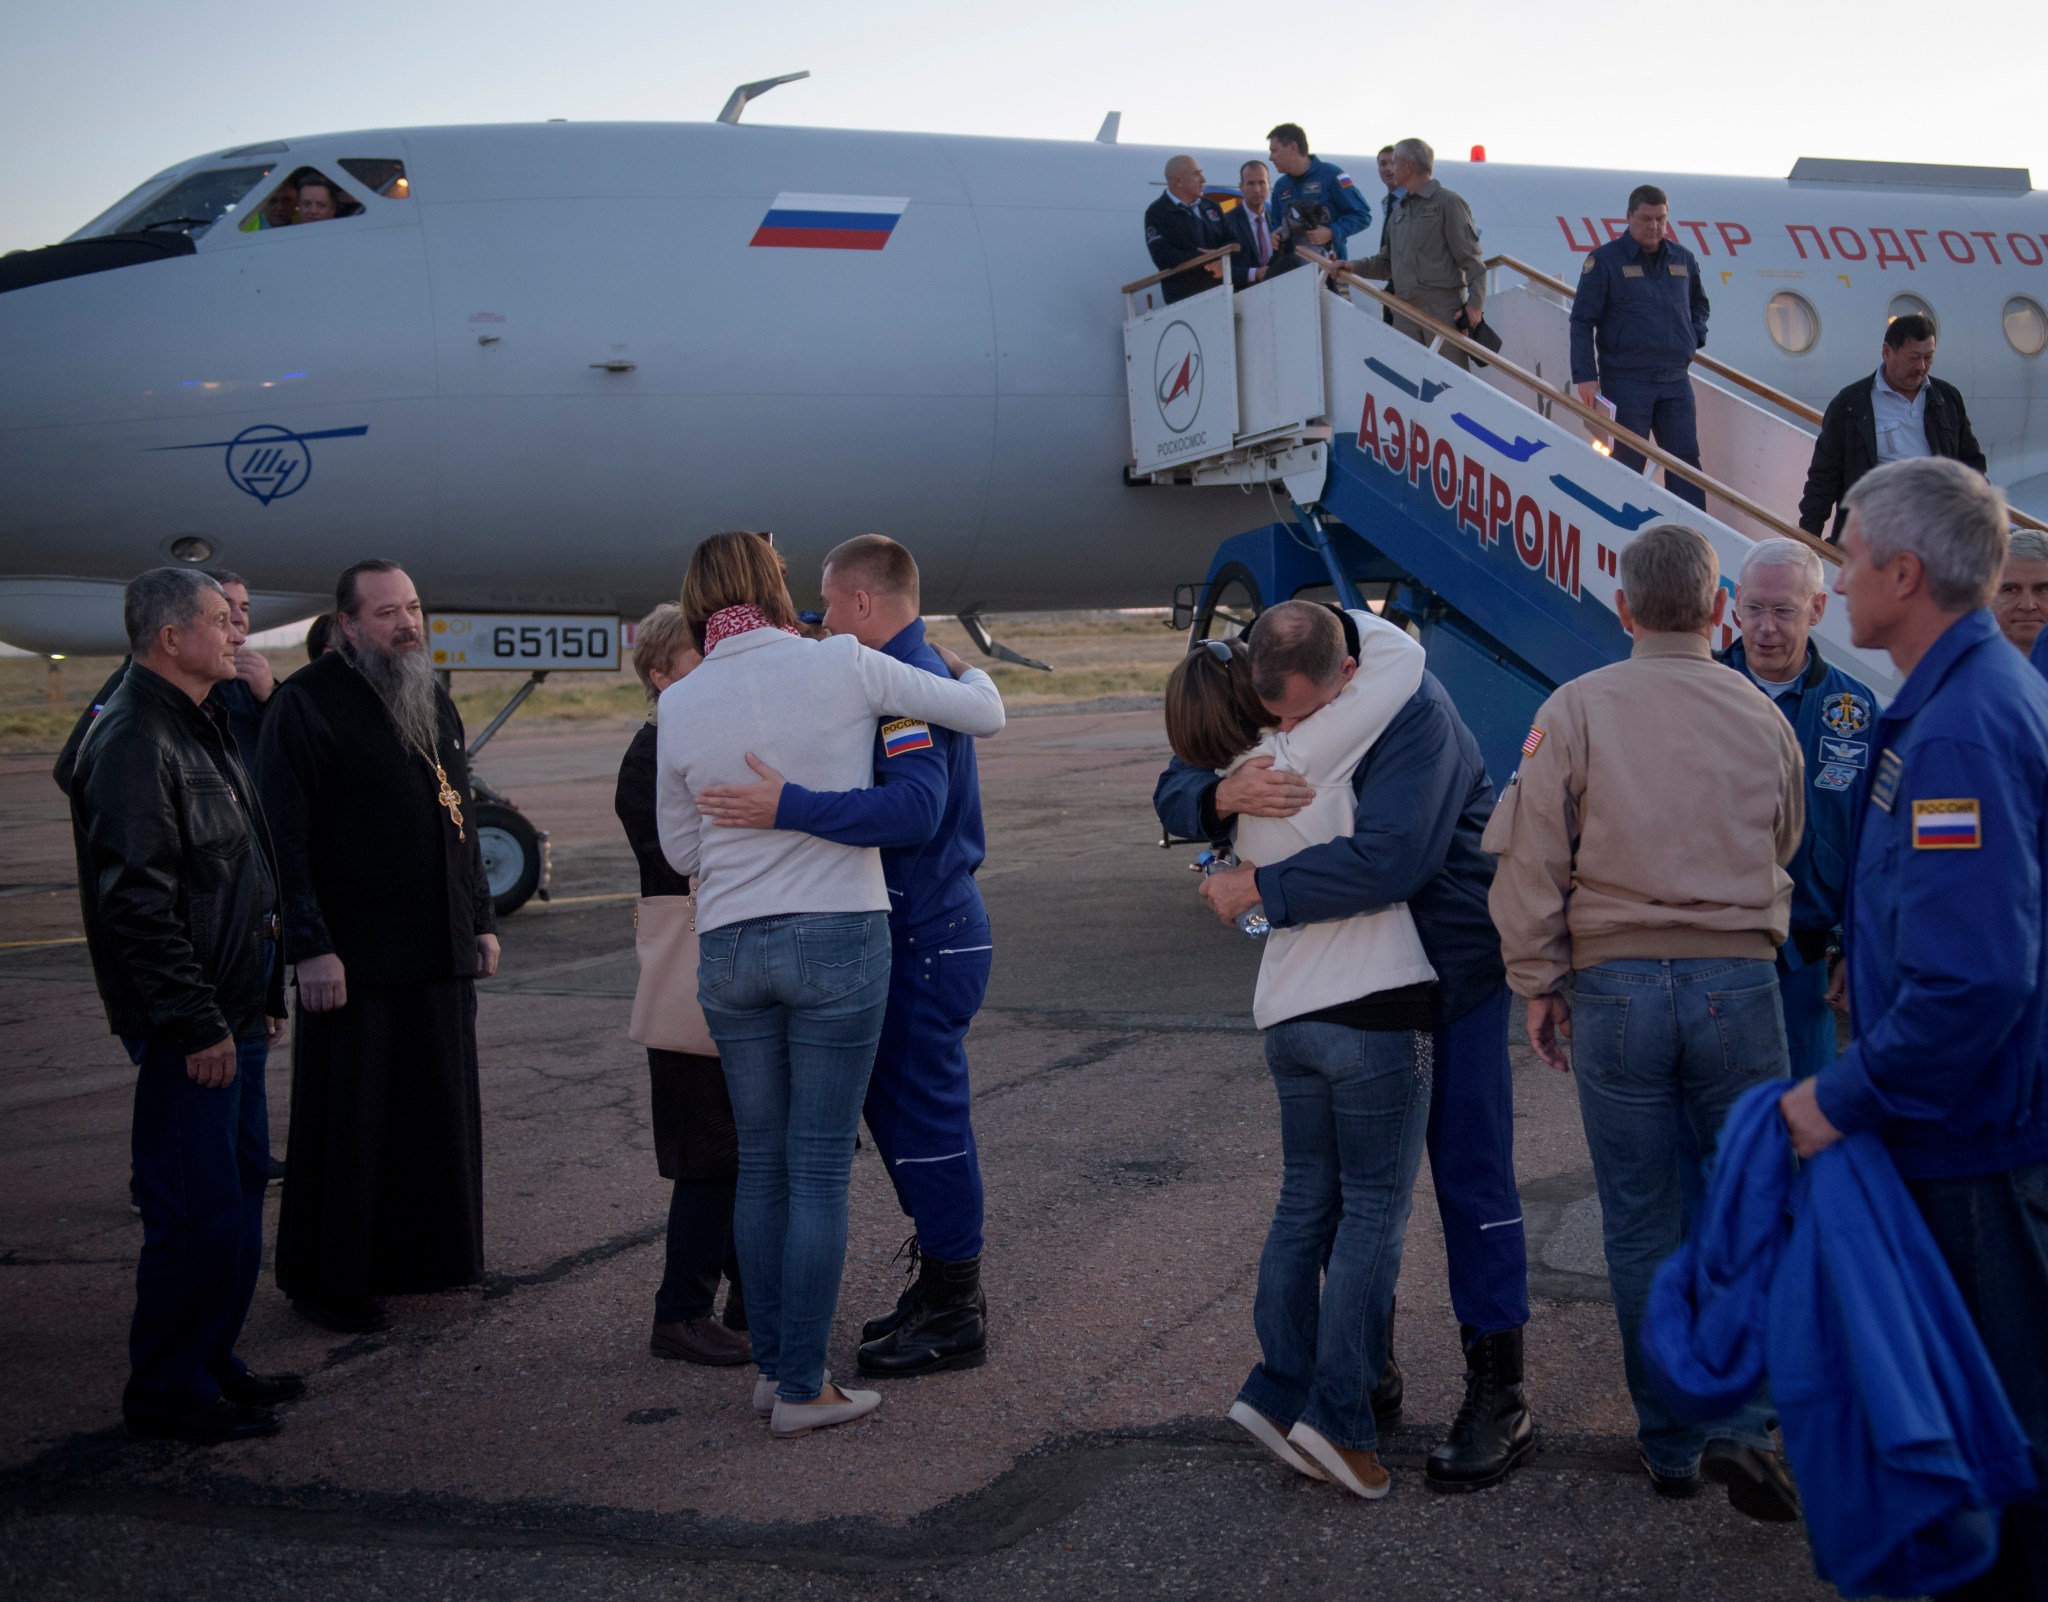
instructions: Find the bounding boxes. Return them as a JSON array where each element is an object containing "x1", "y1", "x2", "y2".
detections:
[{"x1": 751, "y1": 193, "x2": 910, "y2": 251}]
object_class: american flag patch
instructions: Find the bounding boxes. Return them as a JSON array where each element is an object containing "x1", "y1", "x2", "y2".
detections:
[
  {"x1": 881, "y1": 718, "x2": 933, "y2": 757},
  {"x1": 1912, "y1": 798, "x2": 1980, "y2": 849},
  {"x1": 1521, "y1": 726, "x2": 1545, "y2": 757}
]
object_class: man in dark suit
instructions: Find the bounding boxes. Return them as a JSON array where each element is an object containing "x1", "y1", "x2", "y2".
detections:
[
  {"x1": 1225, "y1": 160, "x2": 1277, "y2": 290},
  {"x1": 1143, "y1": 154, "x2": 1230, "y2": 305},
  {"x1": 1798, "y1": 314, "x2": 1986, "y2": 540}
]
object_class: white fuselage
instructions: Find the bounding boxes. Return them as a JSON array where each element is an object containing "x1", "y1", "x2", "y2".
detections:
[{"x1": 2, "y1": 120, "x2": 2043, "y2": 652}]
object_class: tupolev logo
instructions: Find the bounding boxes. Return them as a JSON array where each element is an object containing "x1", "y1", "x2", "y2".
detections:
[
  {"x1": 1153, "y1": 321, "x2": 1205, "y2": 435},
  {"x1": 147, "y1": 423, "x2": 370, "y2": 506}
]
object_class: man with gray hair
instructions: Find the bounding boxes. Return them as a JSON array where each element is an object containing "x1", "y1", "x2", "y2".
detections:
[
  {"x1": 258, "y1": 560, "x2": 498, "y2": 1335},
  {"x1": 1781, "y1": 457, "x2": 2048, "y2": 1594},
  {"x1": 1993, "y1": 527, "x2": 2048, "y2": 656},
  {"x1": 1347, "y1": 138, "x2": 1486, "y2": 369},
  {"x1": 1484, "y1": 523, "x2": 1805, "y2": 1516},
  {"x1": 1143, "y1": 154, "x2": 1229, "y2": 304},
  {"x1": 1717, "y1": 537, "x2": 1877, "y2": 1076},
  {"x1": 70, "y1": 567, "x2": 298, "y2": 1443}
]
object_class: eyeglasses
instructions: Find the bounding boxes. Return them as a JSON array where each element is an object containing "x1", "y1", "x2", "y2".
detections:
[{"x1": 1735, "y1": 603, "x2": 1807, "y2": 627}]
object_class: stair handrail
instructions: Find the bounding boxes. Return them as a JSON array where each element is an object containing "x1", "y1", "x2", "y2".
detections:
[
  {"x1": 1301, "y1": 250, "x2": 1844, "y2": 564},
  {"x1": 1484, "y1": 252, "x2": 2048, "y2": 536},
  {"x1": 1121, "y1": 243, "x2": 1239, "y2": 299},
  {"x1": 1483, "y1": 253, "x2": 1826, "y2": 425}
]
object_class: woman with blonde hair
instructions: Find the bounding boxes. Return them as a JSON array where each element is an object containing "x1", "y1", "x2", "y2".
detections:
[{"x1": 656, "y1": 532, "x2": 1005, "y2": 1438}]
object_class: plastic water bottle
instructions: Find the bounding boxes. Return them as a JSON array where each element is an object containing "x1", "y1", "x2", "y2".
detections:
[{"x1": 1196, "y1": 849, "x2": 1270, "y2": 940}]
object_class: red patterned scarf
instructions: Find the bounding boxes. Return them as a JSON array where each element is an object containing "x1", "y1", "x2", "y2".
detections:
[{"x1": 703, "y1": 604, "x2": 799, "y2": 654}]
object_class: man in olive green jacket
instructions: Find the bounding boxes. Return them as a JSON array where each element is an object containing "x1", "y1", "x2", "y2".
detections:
[{"x1": 1349, "y1": 137, "x2": 1486, "y2": 369}]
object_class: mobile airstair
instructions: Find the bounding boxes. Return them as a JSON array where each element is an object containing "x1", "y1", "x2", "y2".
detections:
[{"x1": 1122, "y1": 247, "x2": 1914, "y2": 785}]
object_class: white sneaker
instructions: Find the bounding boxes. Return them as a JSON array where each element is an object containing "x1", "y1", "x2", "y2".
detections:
[
  {"x1": 1287, "y1": 1420, "x2": 1392, "y2": 1500},
  {"x1": 754, "y1": 1368, "x2": 830, "y2": 1416},
  {"x1": 1227, "y1": 1401, "x2": 1327, "y2": 1481},
  {"x1": 769, "y1": 1384, "x2": 881, "y2": 1439}
]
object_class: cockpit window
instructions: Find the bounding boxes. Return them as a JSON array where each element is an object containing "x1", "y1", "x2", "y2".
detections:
[
  {"x1": 237, "y1": 166, "x2": 372, "y2": 231},
  {"x1": 338, "y1": 158, "x2": 409, "y2": 199},
  {"x1": 106, "y1": 164, "x2": 277, "y2": 240}
]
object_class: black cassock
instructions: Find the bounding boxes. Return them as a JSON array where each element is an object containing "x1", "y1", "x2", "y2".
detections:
[{"x1": 258, "y1": 651, "x2": 496, "y2": 1300}]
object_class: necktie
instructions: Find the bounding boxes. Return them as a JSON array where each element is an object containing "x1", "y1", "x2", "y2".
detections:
[{"x1": 1254, "y1": 211, "x2": 1270, "y2": 265}]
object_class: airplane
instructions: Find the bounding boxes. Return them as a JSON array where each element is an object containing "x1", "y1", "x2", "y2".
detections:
[{"x1": 3, "y1": 83, "x2": 2043, "y2": 905}]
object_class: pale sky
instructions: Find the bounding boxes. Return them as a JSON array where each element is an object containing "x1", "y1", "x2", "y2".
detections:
[{"x1": 3, "y1": 0, "x2": 2040, "y2": 257}]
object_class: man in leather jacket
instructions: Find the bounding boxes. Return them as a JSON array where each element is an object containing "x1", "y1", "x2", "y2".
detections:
[{"x1": 70, "y1": 567, "x2": 299, "y2": 1445}]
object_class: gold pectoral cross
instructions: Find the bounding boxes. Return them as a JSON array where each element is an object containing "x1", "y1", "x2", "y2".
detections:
[{"x1": 433, "y1": 761, "x2": 466, "y2": 840}]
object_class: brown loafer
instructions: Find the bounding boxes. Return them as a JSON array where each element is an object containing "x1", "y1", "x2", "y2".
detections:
[{"x1": 649, "y1": 1316, "x2": 751, "y2": 1366}]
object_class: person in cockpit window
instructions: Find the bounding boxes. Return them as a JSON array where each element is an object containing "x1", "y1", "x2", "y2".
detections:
[{"x1": 294, "y1": 174, "x2": 353, "y2": 223}]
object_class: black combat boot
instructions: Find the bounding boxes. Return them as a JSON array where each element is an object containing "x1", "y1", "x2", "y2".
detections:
[
  {"x1": 856, "y1": 1253, "x2": 987, "y2": 1377},
  {"x1": 1426, "y1": 1324, "x2": 1536, "y2": 1491},
  {"x1": 1369, "y1": 1295, "x2": 1403, "y2": 1426},
  {"x1": 860, "y1": 1236, "x2": 921, "y2": 1343}
]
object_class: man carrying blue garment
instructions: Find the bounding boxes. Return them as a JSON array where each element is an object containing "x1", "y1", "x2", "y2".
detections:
[
  {"x1": 696, "y1": 535, "x2": 992, "y2": 1380},
  {"x1": 1782, "y1": 456, "x2": 2048, "y2": 1599},
  {"x1": 1717, "y1": 537, "x2": 1876, "y2": 1078}
]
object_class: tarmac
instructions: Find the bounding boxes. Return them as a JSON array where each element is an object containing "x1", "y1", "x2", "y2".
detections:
[{"x1": 0, "y1": 706, "x2": 1842, "y2": 1600}]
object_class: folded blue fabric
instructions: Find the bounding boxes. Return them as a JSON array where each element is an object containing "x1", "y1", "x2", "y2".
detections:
[{"x1": 1645, "y1": 1083, "x2": 2037, "y2": 1598}]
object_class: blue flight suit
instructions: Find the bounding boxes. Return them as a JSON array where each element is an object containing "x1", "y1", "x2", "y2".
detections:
[
  {"x1": 1269, "y1": 156, "x2": 1372, "y2": 261},
  {"x1": 1716, "y1": 638, "x2": 1875, "y2": 1077},
  {"x1": 1153, "y1": 673, "x2": 1529, "y2": 1336},
  {"x1": 1569, "y1": 232, "x2": 1711, "y2": 510},
  {"x1": 774, "y1": 619, "x2": 989, "y2": 1261},
  {"x1": 1813, "y1": 609, "x2": 2048, "y2": 1584},
  {"x1": 2032, "y1": 626, "x2": 2048, "y2": 680}
]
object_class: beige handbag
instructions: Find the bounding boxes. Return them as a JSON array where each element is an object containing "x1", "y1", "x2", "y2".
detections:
[{"x1": 628, "y1": 894, "x2": 718, "y2": 1057}]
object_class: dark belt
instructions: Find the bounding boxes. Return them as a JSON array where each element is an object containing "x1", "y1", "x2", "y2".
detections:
[
  {"x1": 1789, "y1": 927, "x2": 1831, "y2": 964},
  {"x1": 257, "y1": 913, "x2": 281, "y2": 942}
]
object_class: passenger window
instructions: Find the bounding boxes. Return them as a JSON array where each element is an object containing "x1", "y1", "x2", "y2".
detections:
[
  {"x1": 1886, "y1": 294, "x2": 1936, "y2": 337},
  {"x1": 339, "y1": 158, "x2": 409, "y2": 199},
  {"x1": 1766, "y1": 292, "x2": 1819, "y2": 355},
  {"x1": 108, "y1": 165, "x2": 277, "y2": 240},
  {"x1": 2005, "y1": 297, "x2": 2047, "y2": 358}
]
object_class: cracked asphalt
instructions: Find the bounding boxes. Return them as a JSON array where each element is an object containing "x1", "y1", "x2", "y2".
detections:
[{"x1": 0, "y1": 710, "x2": 1842, "y2": 1600}]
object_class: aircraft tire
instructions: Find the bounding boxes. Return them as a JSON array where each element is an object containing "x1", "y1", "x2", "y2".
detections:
[
  {"x1": 1191, "y1": 562, "x2": 1263, "y2": 645},
  {"x1": 476, "y1": 802, "x2": 544, "y2": 918}
]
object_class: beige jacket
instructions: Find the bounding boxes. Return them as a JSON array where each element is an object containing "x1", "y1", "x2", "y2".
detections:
[
  {"x1": 1351, "y1": 178, "x2": 1485, "y2": 324},
  {"x1": 1480, "y1": 631, "x2": 1805, "y2": 997}
]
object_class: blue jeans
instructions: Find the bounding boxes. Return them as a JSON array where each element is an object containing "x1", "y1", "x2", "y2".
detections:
[
  {"x1": 122, "y1": 1029, "x2": 272, "y2": 1421},
  {"x1": 699, "y1": 911, "x2": 890, "y2": 1403},
  {"x1": 1605, "y1": 379, "x2": 1706, "y2": 511},
  {"x1": 1909, "y1": 1161, "x2": 2048, "y2": 1601},
  {"x1": 1778, "y1": 951, "x2": 1839, "y2": 1081},
  {"x1": 1569, "y1": 957, "x2": 1789, "y2": 1475},
  {"x1": 1237, "y1": 1021, "x2": 1433, "y2": 1452}
]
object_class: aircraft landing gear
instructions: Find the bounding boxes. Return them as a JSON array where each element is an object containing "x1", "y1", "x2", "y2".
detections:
[{"x1": 471, "y1": 773, "x2": 550, "y2": 918}]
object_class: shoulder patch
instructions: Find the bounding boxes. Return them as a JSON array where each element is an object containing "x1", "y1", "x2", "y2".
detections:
[
  {"x1": 881, "y1": 718, "x2": 934, "y2": 757},
  {"x1": 1581, "y1": 255, "x2": 1597, "y2": 274},
  {"x1": 1913, "y1": 798, "x2": 1981, "y2": 849},
  {"x1": 1521, "y1": 726, "x2": 1546, "y2": 757}
]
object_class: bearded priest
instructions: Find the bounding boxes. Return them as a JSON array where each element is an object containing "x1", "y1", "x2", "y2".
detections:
[{"x1": 258, "y1": 561, "x2": 499, "y2": 1334}]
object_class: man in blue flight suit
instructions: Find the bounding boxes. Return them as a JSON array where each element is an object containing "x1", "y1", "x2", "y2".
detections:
[
  {"x1": 1571, "y1": 185, "x2": 1711, "y2": 511},
  {"x1": 1782, "y1": 458, "x2": 2048, "y2": 1597},
  {"x1": 1717, "y1": 537, "x2": 1876, "y2": 1077},
  {"x1": 1154, "y1": 606, "x2": 1537, "y2": 1492},
  {"x1": 694, "y1": 535, "x2": 993, "y2": 1379},
  {"x1": 1266, "y1": 123, "x2": 1371, "y2": 262}
]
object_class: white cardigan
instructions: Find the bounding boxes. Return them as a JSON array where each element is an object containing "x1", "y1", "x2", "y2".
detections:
[
  {"x1": 1229, "y1": 611, "x2": 1435, "y2": 1029},
  {"x1": 656, "y1": 628, "x2": 1004, "y2": 932}
]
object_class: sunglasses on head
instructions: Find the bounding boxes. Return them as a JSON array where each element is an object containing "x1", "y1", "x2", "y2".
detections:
[{"x1": 1199, "y1": 638, "x2": 1242, "y2": 663}]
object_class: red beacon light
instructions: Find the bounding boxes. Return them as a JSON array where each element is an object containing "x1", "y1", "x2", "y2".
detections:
[{"x1": 1470, "y1": 144, "x2": 1487, "y2": 163}]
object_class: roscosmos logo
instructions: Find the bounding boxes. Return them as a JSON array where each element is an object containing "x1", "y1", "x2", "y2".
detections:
[{"x1": 1153, "y1": 321, "x2": 1204, "y2": 435}]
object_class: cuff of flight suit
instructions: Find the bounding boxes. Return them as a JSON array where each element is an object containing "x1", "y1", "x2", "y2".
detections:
[
  {"x1": 774, "y1": 784, "x2": 819, "y2": 834},
  {"x1": 1813, "y1": 1046, "x2": 1882, "y2": 1138},
  {"x1": 1254, "y1": 864, "x2": 1293, "y2": 930}
]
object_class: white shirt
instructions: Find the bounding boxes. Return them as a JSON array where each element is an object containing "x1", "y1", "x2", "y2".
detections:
[
  {"x1": 656, "y1": 630, "x2": 1004, "y2": 931},
  {"x1": 1225, "y1": 612, "x2": 1435, "y2": 1028},
  {"x1": 1872, "y1": 366, "x2": 1933, "y2": 465}
]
